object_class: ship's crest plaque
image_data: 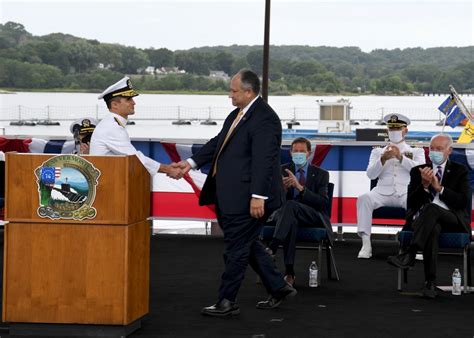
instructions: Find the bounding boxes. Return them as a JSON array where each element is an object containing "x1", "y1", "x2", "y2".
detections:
[{"x1": 35, "y1": 155, "x2": 101, "y2": 220}]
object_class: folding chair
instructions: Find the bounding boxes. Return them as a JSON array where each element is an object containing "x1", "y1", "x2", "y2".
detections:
[
  {"x1": 261, "y1": 182, "x2": 339, "y2": 285},
  {"x1": 396, "y1": 190, "x2": 472, "y2": 293}
]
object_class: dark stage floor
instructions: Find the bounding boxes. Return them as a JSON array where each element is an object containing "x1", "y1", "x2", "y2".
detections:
[{"x1": 2, "y1": 234, "x2": 473, "y2": 338}]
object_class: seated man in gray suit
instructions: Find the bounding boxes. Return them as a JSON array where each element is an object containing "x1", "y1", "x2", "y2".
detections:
[{"x1": 266, "y1": 137, "x2": 332, "y2": 286}]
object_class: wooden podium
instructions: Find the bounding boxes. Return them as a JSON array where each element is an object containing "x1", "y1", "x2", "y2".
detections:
[{"x1": 3, "y1": 153, "x2": 151, "y2": 337}]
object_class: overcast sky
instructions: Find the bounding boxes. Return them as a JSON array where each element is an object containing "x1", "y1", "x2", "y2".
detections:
[{"x1": 1, "y1": 0, "x2": 472, "y2": 52}]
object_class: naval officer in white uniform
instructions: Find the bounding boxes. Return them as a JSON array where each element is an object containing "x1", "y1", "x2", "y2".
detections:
[
  {"x1": 70, "y1": 117, "x2": 98, "y2": 155},
  {"x1": 357, "y1": 113, "x2": 425, "y2": 258},
  {"x1": 90, "y1": 77, "x2": 181, "y2": 178}
]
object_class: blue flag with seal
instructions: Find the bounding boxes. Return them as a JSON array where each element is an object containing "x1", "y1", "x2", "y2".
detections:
[
  {"x1": 438, "y1": 95, "x2": 466, "y2": 128},
  {"x1": 41, "y1": 167, "x2": 56, "y2": 185}
]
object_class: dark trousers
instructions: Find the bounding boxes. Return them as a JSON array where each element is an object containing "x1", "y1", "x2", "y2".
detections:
[
  {"x1": 216, "y1": 208, "x2": 285, "y2": 303},
  {"x1": 271, "y1": 200, "x2": 325, "y2": 265},
  {"x1": 410, "y1": 203, "x2": 466, "y2": 282}
]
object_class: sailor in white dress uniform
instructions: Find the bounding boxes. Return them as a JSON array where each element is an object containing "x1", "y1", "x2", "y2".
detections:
[
  {"x1": 70, "y1": 117, "x2": 98, "y2": 155},
  {"x1": 357, "y1": 113, "x2": 425, "y2": 258},
  {"x1": 90, "y1": 76, "x2": 181, "y2": 178}
]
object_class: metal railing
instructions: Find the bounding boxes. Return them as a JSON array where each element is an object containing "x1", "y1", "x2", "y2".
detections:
[{"x1": 1, "y1": 101, "x2": 473, "y2": 124}]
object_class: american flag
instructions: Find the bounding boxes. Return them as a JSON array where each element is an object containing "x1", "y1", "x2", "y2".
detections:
[{"x1": 1, "y1": 137, "x2": 473, "y2": 226}]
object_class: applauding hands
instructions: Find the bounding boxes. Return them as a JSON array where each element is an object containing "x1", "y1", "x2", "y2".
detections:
[
  {"x1": 282, "y1": 168, "x2": 304, "y2": 193},
  {"x1": 419, "y1": 166, "x2": 442, "y2": 193},
  {"x1": 381, "y1": 145, "x2": 402, "y2": 165}
]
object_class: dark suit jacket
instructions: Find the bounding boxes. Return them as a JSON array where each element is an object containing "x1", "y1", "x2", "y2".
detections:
[
  {"x1": 282, "y1": 162, "x2": 333, "y2": 243},
  {"x1": 192, "y1": 97, "x2": 285, "y2": 215},
  {"x1": 405, "y1": 160, "x2": 471, "y2": 234},
  {"x1": 283, "y1": 163, "x2": 329, "y2": 213}
]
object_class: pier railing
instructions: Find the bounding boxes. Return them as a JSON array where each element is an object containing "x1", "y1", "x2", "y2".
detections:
[{"x1": 1, "y1": 102, "x2": 473, "y2": 124}]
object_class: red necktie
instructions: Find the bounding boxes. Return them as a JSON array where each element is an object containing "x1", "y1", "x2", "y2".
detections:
[{"x1": 298, "y1": 168, "x2": 306, "y2": 186}]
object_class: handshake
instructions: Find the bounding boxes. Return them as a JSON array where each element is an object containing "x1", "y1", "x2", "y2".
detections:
[{"x1": 163, "y1": 160, "x2": 191, "y2": 180}]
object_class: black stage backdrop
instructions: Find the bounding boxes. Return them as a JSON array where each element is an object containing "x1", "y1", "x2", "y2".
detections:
[{"x1": 1, "y1": 233, "x2": 472, "y2": 338}]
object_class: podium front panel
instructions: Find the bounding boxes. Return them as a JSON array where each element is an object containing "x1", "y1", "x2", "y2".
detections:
[
  {"x1": 3, "y1": 221, "x2": 150, "y2": 325},
  {"x1": 5, "y1": 154, "x2": 150, "y2": 224}
]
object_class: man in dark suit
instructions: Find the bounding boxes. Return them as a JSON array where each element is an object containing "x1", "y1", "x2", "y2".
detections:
[
  {"x1": 388, "y1": 133, "x2": 470, "y2": 298},
  {"x1": 176, "y1": 70, "x2": 295, "y2": 317},
  {"x1": 265, "y1": 137, "x2": 332, "y2": 286}
]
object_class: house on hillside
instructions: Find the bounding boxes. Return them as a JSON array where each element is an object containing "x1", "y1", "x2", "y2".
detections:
[
  {"x1": 144, "y1": 66, "x2": 155, "y2": 75},
  {"x1": 156, "y1": 67, "x2": 186, "y2": 75},
  {"x1": 97, "y1": 63, "x2": 113, "y2": 70},
  {"x1": 209, "y1": 70, "x2": 230, "y2": 81}
]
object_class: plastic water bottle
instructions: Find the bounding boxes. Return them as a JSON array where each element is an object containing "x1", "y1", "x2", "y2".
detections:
[
  {"x1": 309, "y1": 261, "x2": 318, "y2": 287},
  {"x1": 452, "y1": 268, "x2": 462, "y2": 295}
]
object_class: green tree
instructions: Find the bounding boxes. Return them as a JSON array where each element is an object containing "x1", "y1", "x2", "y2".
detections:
[
  {"x1": 246, "y1": 50, "x2": 263, "y2": 74},
  {"x1": 0, "y1": 58, "x2": 63, "y2": 88},
  {"x1": 230, "y1": 57, "x2": 250, "y2": 75},
  {"x1": 63, "y1": 40, "x2": 99, "y2": 73},
  {"x1": 289, "y1": 60, "x2": 326, "y2": 77},
  {"x1": 0, "y1": 22, "x2": 31, "y2": 48},
  {"x1": 116, "y1": 46, "x2": 149, "y2": 74},
  {"x1": 454, "y1": 62, "x2": 474, "y2": 91},
  {"x1": 2, "y1": 21, "x2": 474, "y2": 95},
  {"x1": 175, "y1": 51, "x2": 211, "y2": 75},
  {"x1": 97, "y1": 44, "x2": 124, "y2": 71},
  {"x1": 212, "y1": 52, "x2": 234, "y2": 75},
  {"x1": 145, "y1": 48, "x2": 174, "y2": 67}
]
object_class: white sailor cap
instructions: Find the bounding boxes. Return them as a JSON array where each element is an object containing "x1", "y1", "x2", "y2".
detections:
[
  {"x1": 98, "y1": 76, "x2": 139, "y2": 102},
  {"x1": 383, "y1": 113, "x2": 410, "y2": 128},
  {"x1": 69, "y1": 117, "x2": 98, "y2": 134}
]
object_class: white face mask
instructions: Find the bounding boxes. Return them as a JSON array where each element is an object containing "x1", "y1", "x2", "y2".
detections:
[{"x1": 388, "y1": 130, "x2": 403, "y2": 143}]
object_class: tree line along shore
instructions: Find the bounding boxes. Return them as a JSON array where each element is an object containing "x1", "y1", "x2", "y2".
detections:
[{"x1": 1, "y1": 22, "x2": 473, "y2": 95}]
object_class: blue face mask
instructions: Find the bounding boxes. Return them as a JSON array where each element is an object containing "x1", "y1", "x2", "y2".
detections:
[
  {"x1": 429, "y1": 151, "x2": 445, "y2": 165},
  {"x1": 292, "y1": 152, "x2": 307, "y2": 166}
]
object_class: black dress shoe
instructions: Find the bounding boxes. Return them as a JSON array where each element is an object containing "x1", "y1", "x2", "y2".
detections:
[
  {"x1": 387, "y1": 251, "x2": 416, "y2": 270},
  {"x1": 201, "y1": 299, "x2": 240, "y2": 317},
  {"x1": 256, "y1": 284, "x2": 297, "y2": 310},
  {"x1": 422, "y1": 281, "x2": 438, "y2": 299}
]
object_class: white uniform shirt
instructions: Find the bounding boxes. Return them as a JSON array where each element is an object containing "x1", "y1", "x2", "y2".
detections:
[
  {"x1": 366, "y1": 141, "x2": 425, "y2": 196},
  {"x1": 90, "y1": 113, "x2": 160, "y2": 176}
]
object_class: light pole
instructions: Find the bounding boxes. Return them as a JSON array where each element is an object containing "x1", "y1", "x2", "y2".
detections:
[{"x1": 262, "y1": 0, "x2": 271, "y2": 102}]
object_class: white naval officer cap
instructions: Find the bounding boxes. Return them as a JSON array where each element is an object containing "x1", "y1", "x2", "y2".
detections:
[
  {"x1": 69, "y1": 117, "x2": 98, "y2": 135},
  {"x1": 98, "y1": 76, "x2": 139, "y2": 102},
  {"x1": 383, "y1": 113, "x2": 410, "y2": 128}
]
